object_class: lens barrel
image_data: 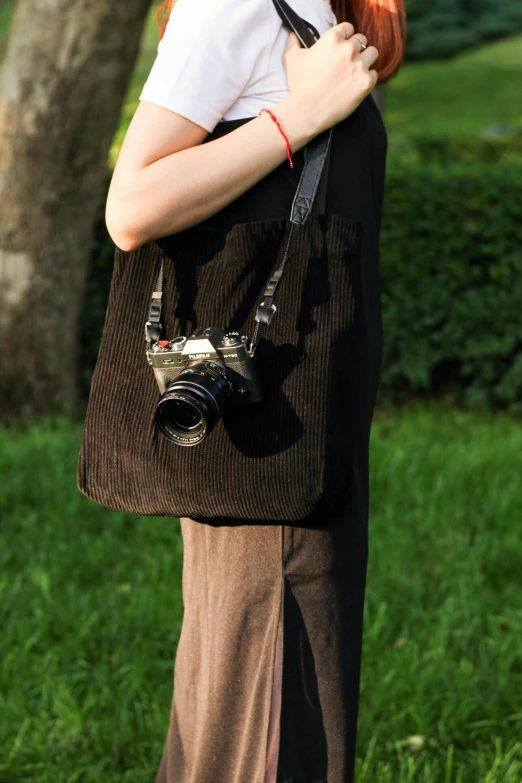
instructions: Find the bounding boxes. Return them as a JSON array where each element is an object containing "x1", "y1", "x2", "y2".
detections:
[{"x1": 154, "y1": 361, "x2": 231, "y2": 446}]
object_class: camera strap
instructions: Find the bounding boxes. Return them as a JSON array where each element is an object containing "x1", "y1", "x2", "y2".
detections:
[{"x1": 145, "y1": 0, "x2": 333, "y2": 354}]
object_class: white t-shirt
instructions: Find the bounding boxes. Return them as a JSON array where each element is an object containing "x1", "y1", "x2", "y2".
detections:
[{"x1": 138, "y1": 0, "x2": 337, "y2": 133}]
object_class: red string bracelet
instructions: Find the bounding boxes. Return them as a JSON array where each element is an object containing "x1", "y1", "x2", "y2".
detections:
[{"x1": 258, "y1": 108, "x2": 294, "y2": 169}]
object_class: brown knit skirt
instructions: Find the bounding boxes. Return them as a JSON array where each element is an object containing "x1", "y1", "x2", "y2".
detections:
[{"x1": 154, "y1": 456, "x2": 369, "y2": 783}]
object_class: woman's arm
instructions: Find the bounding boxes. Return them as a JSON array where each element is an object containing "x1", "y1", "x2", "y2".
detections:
[
  {"x1": 106, "y1": 22, "x2": 378, "y2": 251},
  {"x1": 106, "y1": 94, "x2": 320, "y2": 252}
]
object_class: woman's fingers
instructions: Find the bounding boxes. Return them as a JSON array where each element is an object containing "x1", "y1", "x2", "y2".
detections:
[
  {"x1": 359, "y1": 45, "x2": 380, "y2": 67},
  {"x1": 281, "y1": 18, "x2": 380, "y2": 132},
  {"x1": 349, "y1": 33, "x2": 368, "y2": 53},
  {"x1": 331, "y1": 22, "x2": 355, "y2": 41},
  {"x1": 368, "y1": 68, "x2": 379, "y2": 89},
  {"x1": 331, "y1": 25, "x2": 378, "y2": 67}
]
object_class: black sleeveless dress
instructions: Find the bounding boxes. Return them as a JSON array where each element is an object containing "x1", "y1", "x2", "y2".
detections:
[{"x1": 154, "y1": 93, "x2": 388, "y2": 783}]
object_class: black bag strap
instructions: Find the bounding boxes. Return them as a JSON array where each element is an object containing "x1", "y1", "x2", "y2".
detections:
[{"x1": 146, "y1": 0, "x2": 334, "y2": 352}]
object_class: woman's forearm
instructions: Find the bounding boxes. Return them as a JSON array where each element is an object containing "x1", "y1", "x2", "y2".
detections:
[{"x1": 108, "y1": 96, "x2": 322, "y2": 251}]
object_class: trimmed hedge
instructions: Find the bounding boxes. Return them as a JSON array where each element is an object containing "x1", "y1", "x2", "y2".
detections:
[
  {"x1": 81, "y1": 158, "x2": 522, "y2": 411},
  {"x1": 379, "y1": 159, "x2": 522, "y2": 410},
  {"x1": 405, "y1": 0, "x2": 522, "y2": 60},
  {"x1": 389, "y1": 136, "x2": 522, "y2": 165}
]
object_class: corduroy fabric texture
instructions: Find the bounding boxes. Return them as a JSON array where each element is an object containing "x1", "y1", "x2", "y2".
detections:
[{"x1": 77, "y1": 211, "x2": 365, "y2": 522}]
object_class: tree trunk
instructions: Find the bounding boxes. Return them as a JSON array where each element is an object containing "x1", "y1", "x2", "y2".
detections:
[{"x1": 0, "y1": 0, "x2": 151, "y2": 421}]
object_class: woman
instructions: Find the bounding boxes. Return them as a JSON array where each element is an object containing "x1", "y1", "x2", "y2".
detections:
[{"x1": 104, "y1": 0, "x2": 406, "y2": 780}]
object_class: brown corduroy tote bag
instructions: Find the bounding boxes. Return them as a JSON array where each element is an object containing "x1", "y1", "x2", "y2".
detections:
[{"x1": 77, "y1": 0, "x2": 365, "y2": 523}]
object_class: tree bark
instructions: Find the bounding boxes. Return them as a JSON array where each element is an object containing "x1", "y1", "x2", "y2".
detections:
[{"x1": 0, "y1": 0, "x2": 151, "y2": 421}]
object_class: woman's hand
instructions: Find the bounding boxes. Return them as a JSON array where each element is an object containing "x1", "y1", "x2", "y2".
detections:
[{"x1": 282, "y1": 22, "x2": 379, "y2": 133}]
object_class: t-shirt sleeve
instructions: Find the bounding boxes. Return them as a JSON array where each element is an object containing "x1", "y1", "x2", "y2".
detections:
[{"x1": 139, "y1": 0, "x2": 270, "y2": 133}]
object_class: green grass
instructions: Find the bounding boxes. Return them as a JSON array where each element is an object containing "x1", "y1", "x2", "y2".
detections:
[
  {"x1": 385, "y1": 33, "x2": 522, "y2": 142},
  {"x1": 0, "y1": 422, "x2": 184, "y2": 782},
  {"x1": 1, "y1": 408, "x2": 521, "y2": 781}
]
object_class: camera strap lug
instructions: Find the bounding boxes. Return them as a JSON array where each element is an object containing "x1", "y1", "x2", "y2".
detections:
[
  {"x1": 145, "y1": 320, "x2": 163, "y2": 343},
  {"x1": 145, "y1": 261, "x2": 165, "y2": 352},
  {"x1": 255, "y1": 301, "x2": 277, "y2": 325}
]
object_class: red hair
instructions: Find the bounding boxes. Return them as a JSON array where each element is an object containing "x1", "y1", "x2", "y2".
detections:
[{"x1": 155, "y1": 0, "x2": 406, "y2": 84}]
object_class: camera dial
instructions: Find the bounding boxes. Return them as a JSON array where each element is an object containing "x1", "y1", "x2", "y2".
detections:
[{"x1": 223, "y1": 332, "x2": 242, "y2": 346}]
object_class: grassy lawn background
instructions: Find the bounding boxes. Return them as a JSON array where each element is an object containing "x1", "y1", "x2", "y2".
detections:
[{"x1": 1, "y1": 408, "x2": 521, "y2": 782}]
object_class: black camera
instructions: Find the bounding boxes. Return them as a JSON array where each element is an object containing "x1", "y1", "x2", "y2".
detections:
[{"x1": 146, "y1": 327, "x2": 264, "y2": 446}]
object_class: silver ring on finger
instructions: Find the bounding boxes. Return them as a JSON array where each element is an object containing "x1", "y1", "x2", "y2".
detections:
[{"x1": 353, "y1": 36, "x2": 368, "y2": 51}]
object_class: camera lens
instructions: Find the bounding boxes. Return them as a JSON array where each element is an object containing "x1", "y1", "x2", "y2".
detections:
[
  {"x1": 155, "y1": 394, "x2": 207, "y2": 442},
  {"x1": 154, "y1": 361, "x2": 231, "y2": 446},
  {"x1": 170, "y1": 398, "x2": 202, "y2": 431}
]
